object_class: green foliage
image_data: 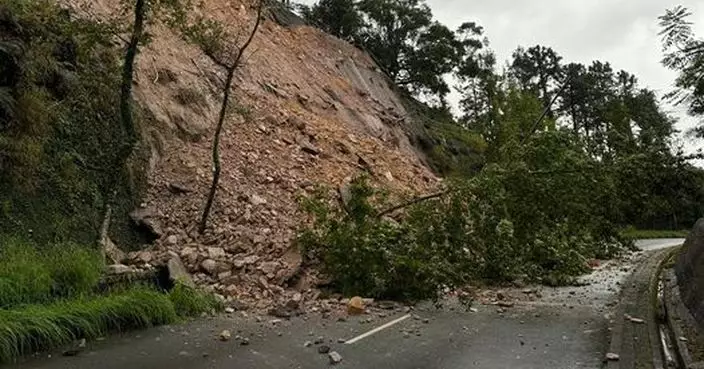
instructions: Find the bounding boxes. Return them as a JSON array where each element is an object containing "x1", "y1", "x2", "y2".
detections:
[
  {"x1": 0, "y1": 238, "x2": 102, "y2": 308},
  {"x1": 169, "y1": 283, "x2": 223, "y2": 317},
  {"x1": 299, "y1": 149, "x2": 629, "y2": 300},
  {"x1": 0, "y1": 0, "x2": 145, "y2": 246},
  {"x1": 620, "y1": 227, "x2": 690, "y2": 240},
  {"x1": 659, "y1": 6, "x2": 704, "y2": 137},
  {"x1": 298, "y1": 0, "x2": 363, "y2": 41},
  {"x1": 0, "y1": 288, "x2": 176, "y2": 363}
]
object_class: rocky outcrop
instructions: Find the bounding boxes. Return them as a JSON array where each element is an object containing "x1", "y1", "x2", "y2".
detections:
[{"x1": 676, "y1": 218, "x2": 704, "y2": 331}]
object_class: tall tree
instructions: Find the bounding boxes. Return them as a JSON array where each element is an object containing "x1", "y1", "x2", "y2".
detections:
[
  {"x1": 299, "y1": 0, "x2": 362, "y2": 41},
  {"x1": 659, "y1": 6, "x2": 704, "y2": 137},
  {"x1": 454, "y1": 22, "x2": 497, "y2": 128},
  {"x1": 510, "y1": 45, "x2": 564, "y2": 117},
  {"x1": 355, "y1": 0, "x2": 464, "y2": 100}
]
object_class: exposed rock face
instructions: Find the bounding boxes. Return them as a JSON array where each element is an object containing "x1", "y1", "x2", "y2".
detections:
[{"x1": 676, "y1": 218, "x2": 704, "y2": 331}]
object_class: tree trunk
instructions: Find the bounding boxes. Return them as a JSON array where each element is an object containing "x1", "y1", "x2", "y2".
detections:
[
  {"x1": 117, "y1": 0, "x2": 146, "y2": 166},
  {"x1": 199, "y1": 66, "x2": 236, "y2": 234}
]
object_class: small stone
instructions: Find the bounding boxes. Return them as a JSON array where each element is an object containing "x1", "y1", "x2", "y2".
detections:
[
  {"x1": 314, "y1": 336, "x2": 324, "y2": 345},
  {"x1": 337, "y1": 338, "x2": 346, "y2": 343},
  {"x1": 348, "y1": 296, "x2": 365, "y2": 315},
  {"x1": 106, "y1": 264, "x2": 132, "y2": 275},
  {"x1": 304, "y1": 341, "x2": 313, "y2": 347},
  {"x1": 207, "y1": 247, "x2": 226, "y2": 259},
  {"x1": 605, "y1": 353, "x2": 620, "y2": 361},
  {"x1": 200, "y1": 259, "x2": 217, "y2": 274},
  {"x1": 219, "y1": 330, "x2": 231, "y2": 341},
  {"x1": 225, "y1": 307, "x2": 235, "y2": 314},
  {"x1": 679, "y1": 336, "x2": 689, "y2": 342},
  {"x1": 422, "y1": 318, "x2": 430, "y2": 324},
  {"x1": 166, "y1": 235, "x2": 179, "y2": 245},
  {"x1": 328, "y1": 351, "x2": 343, "y2": 365},
  {"x1": 318, "y1": 345, "x2": 331, "y2": 354},
  {"x1": 250, "y1": 194, "x2": 267, "y2": 206},
  {"x1": 240, "y1": 338, "x2": 250, "y2": 346}
]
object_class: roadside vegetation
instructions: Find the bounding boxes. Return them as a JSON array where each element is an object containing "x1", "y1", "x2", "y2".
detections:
[
  {"x1": 0, "y1": 237, "x2": 220, "y2": 363},
  {"x1": 296, "y1": 0, "x2": 704, "y2": 301},
  {"x1": 620, "y1": 227, "x2": 690, "y2": 240},
  {"x1": 0, "y1": 0, "x2": 222, "y2": 363}
]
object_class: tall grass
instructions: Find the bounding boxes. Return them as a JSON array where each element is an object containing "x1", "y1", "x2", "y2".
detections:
[
  {"x1": 0, "y1": 238, "x2": 218, "y2": 363},
  {"x1": 0, "y1": 288, "x2": 176, "y2": 362},
  {"x1": 169, "y1": 283, "x2": 223, "y2": 318},
  {"x1": 0, "y1": 237, "x2": 102, "y2": 308}
]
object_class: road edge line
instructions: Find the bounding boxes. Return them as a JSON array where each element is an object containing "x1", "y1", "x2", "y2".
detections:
[{"x1": 345, "y1": 314, "x2": 411, "y2": 345}]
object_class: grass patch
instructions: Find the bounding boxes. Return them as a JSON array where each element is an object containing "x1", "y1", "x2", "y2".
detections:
[
  {"x1": 0, "y1": 288, "x2": 176, "y2": 363},
  {"x1": 0, "y1": 237, "x2": 102, "y2": 308},
  {"x1": 169, "y1": 283, "x2": 223, "y2": 318},
  {"x1": 620, "y1": 227, "x2": 690, "y2": 240},
  {"x1": 0, "y1": 238, "x2": 219, "y2": 363}
]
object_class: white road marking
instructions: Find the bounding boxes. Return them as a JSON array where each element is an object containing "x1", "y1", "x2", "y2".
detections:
[{"x1": 345, "y1": 314, "x2": 412, "y2": 345}]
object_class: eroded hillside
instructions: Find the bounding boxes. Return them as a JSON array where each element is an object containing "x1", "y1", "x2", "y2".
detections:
[{"x1": 61, "y1": 0, "x2": 438, "y2": 310}]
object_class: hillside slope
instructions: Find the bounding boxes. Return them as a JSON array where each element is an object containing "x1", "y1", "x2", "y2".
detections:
[{"x1": 62, "y1": 0, "x2": 438, "y2": 310}]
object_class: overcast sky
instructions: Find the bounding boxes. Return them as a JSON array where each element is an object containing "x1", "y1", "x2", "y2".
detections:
[{"x1": 299, "y1": 0, "x2": 704, "y2": 159}]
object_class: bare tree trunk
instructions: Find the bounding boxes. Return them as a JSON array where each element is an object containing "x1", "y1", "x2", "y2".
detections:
[
  {"x1": 198, "y1": 1, "x2": 263, "y2": 234},
  {"x1": 117, "y1": 0, "x2": 146, "y2": 166},
  {"x1": 199, "y1": 66, "x2": 236, "y2": 234}
]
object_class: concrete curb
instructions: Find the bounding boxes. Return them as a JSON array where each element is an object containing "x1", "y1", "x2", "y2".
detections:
[{"x1": 605, "y1": 249, "x2": 673, "y2": 369}]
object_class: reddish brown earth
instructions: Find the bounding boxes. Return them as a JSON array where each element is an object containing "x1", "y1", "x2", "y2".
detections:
[{"x1": 61, "y1": 0, "x2": 439, "y2": 312}]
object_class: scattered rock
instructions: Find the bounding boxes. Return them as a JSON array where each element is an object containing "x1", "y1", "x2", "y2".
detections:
[
  {"x1": 624, "y1": 314, "x2": 645, "y2": 324},
  {"x1": 605, "y1": 353, "x2": 620, "y2": 361},
  {"x1": 225, "y1": 307, "x2": 235, "y2": 314},
  {"x1": 219, "y1": 330, "x2": 231, "y2": 341},
  {"x1": 314, "y1": 336, "x2": 325, "y2": 345},
  {"x1": 497, "y1": 301, "x2": 515, "y2": 308},
  {"x1": 250, "y1": 194, "x2": 267, "y2": 206},
  {"x1": 347, "y1": 296, "x2": 365, "y2": 315},
  {"x1": 129, "y1": 207, "x2": 163, "y2": 239},
  {"x1": 200, "y1": 259, "x2": 218, "y2": 275},
  {"x1": 268, "y1": 305, "x2": 293, "y2": 319},
  {"x1": 318, "y1": 345, "x2": 331, "y2": 354},
  {"x1": 165, "y1": 235, "x2": 179, "y2": 245},
  {"x1": 297, "y1": 136, "x2": 321, "y2": 156},
  {"x1": 304, "y1": 341, "x2": 313, "y2": 347},
  {"x1": 207, "y1": 247, "x2": 226, "y2": 260},
  {"x1": 240, "y1": 337, "x2": 250, "y2": 346},
  {"x1": 328, "y1": 351, "x2": 343, "y2": 365},
  {"x1": 259, "y1": 261, "x2": 279, "y2": 275},
  {"x1": 286, "y1": 293, "x2": 303, "y2": 310},
  {"x1": 168, "y1": 182, "x2": 193, "y2": 194}
]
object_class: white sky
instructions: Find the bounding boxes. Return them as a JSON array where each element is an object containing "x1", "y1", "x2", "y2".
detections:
[{"x1": 298, "y1": 0, "x2": 704, "y2": 160}]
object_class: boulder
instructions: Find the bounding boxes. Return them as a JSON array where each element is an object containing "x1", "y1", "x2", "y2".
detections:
[
  {"x1": 167, "y1": 256, "x2": 195, "y2": 288},
  {"x1": 129, "y1": 207, "x2": 163, "y2": 239},
  {"x1": 676, "y1": 218, "x2": 704, "y2": 331}
]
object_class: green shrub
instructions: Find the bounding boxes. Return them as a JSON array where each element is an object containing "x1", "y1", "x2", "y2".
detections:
[
  {"x1": 299, "y1": 132, "x2": 630, "y2": 300},
  {"x1": 169, "y1": 283, "x2": 223, "y2": 317}
]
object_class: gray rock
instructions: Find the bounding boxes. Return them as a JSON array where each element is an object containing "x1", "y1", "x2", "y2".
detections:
[
  {"x1": 129, "y1": 207, "x2": 163, "y2": 238},
  {"x1": 200, "y1": 259, "x2": 218, "y2": 275},
  {"x1": 318, "y1": 345, "x2": 331, "y2": 354},
  {"x1": 250, "y1": 194, "x2": 267, "y2": 206},
  {"x1": 259, "y1": 261, "x2": 279, "y2": 275},
  {"x1": 207, "y1": 247, "x2": 226, "y2": 260},
  {"x1": 219, "y1": 330, "x2": 231, "y2": 341},
  {"x1": 328, "y1": 351, "x2": 343, "y2": 364},
  {"x1": 605, "y1": 353, "x2": 620, "y2": 361},
  {"x1": 167, "y1": 256, "x2": 195, "y2": 288},
  {"x1": 106, "y1": 264, "x2": 132, "y2": 275}
]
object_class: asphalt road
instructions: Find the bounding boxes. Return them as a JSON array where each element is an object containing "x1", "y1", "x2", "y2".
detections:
[{"x1": 8, "y1": 239, "x2": 684, "y2": 369}]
